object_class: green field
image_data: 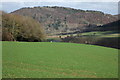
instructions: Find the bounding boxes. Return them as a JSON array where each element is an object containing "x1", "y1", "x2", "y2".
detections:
[
  {"x1": 80, "y1": 31, "x2": 120, "y2": 37},
  {"x1": 2, "y1": 42, "x2": 118, "y2": 78}
]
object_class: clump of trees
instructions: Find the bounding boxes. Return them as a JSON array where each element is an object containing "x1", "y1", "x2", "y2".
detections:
[{"x1": 2, "y1": 12, "x2": 45, "y2": 42}]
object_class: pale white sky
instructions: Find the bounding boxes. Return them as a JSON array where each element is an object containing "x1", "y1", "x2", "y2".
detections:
[
  {"x1": 0, "y1": 0, "x2": 119, "y2": 15},
  {"x1": 1, "y1": 0, "x2": 120, "y2": 2}
]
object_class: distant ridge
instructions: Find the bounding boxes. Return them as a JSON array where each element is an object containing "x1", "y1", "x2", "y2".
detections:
[{"x1": 11, "y1": 6, "x2": 118, "y2": 34}]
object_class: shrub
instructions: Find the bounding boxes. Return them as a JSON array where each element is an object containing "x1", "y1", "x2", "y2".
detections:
[
  {"x1": 2, "y1": 28, "x2": 14, "y2": 41},
  {"x1": 2, "y1": 12, "x2": 45, "y2": 41}
]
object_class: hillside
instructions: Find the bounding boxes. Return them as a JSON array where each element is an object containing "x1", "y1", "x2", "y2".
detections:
[
  {"x1": 3, "y1": 42, "x2": 118, "y2": 78},
  {"x1": 11, "y1": 6, "x2": 118, "y2": 34},
  {"x1": 98, "y1": 20, "x2": 120, "y2": 31}
]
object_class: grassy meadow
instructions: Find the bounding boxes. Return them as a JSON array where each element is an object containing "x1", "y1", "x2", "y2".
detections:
[{"x1": 2, "y1": 41, "x2": 118, "y2": 78}]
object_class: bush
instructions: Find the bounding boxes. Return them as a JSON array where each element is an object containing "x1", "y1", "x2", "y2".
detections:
[
  {"x1": 2, "y1": 12, "x2": 45, "y2": 41},
  {"x1": 2, "y1": 28, "x2": 14, "y2": 41}
]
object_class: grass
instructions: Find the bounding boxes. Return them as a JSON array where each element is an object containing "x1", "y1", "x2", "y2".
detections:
[
  {"x1": 2, "y1": 41, "x2": 118, "y2": 78},
  {"x1": 47, "y1": 31, "x2": 120, "y2": 40},
  {"x1": 0, "y1": 41, "x2": 2, "y2": 80},
  {"x1": 80, "y1": 31, "x2": 120, "y2": 38}
]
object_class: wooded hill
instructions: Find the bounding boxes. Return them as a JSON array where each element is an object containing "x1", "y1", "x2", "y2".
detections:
[{"x1": 11, "y1": 6, "x2": 118, "y2": 34}]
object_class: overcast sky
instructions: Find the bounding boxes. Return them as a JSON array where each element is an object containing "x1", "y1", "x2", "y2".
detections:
[
  {"x1": 1, "y1": 0, "x2": 119, "y2": 2},
  {"x1": 0, "y1": 2, "x2": 119, "y2": 15}
]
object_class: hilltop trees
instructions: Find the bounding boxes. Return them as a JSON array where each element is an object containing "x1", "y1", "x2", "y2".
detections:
[{"x1": 2, "y1": 12, "x2": 45, "y2": 42}]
